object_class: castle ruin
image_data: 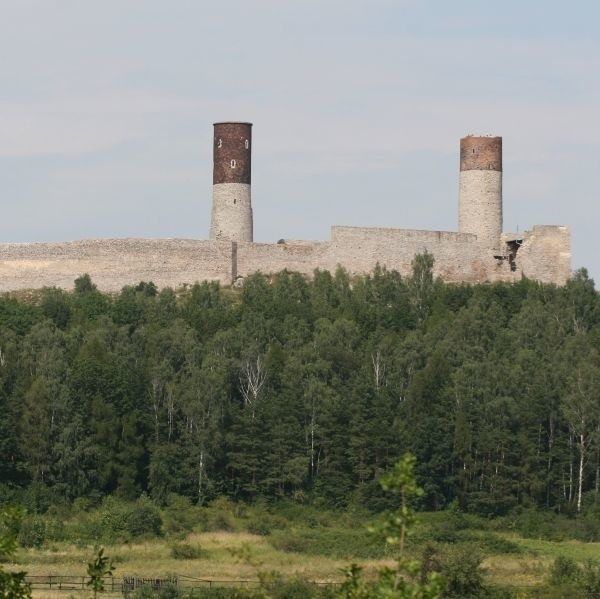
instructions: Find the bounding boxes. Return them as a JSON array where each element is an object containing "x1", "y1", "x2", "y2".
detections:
[{"x1": 0, "y1": 123, "x2": 571, "y2": 292}]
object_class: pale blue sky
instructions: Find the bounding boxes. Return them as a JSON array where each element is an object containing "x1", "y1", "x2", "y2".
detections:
[{"x1": 1, "y1": 1, "x2": 598, "y2": 280}]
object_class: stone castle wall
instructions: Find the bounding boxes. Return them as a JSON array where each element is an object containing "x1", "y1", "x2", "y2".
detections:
[
  {"x1": 0, "y1": 224, "x2": 571, "y2": 293},
  {"x1": 236, "y1": 240, "x2": 329, "y2": 278},
  {"x1": 0, "y1": 129, "x2": 572, "y2": 293},
  {"x1": 328, "y1": 226, "x2": 513, "y2": 283},
  {"x1": 0, "y1": 238, "x2": 234, "y2": 292}
]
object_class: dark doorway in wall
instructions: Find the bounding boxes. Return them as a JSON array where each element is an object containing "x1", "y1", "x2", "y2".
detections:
[{"x1": 506, "y1": 240, "x2": 522, "y2": 272}]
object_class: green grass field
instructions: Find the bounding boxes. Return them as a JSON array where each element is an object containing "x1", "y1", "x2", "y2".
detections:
[
  {"x1": 3, "y1": 496, "x2": 599, "y2": 598},
  {"x1": 5, "y1": 501, "x2": 600, "y2": 598}
]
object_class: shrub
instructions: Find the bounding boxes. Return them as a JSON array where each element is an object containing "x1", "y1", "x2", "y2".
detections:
[
  {"x1": 202, "y1": 511, "x2": 235, "y2": 532},
  {"x1": 269, "y1": 527, "x2": 388, "y2": 559},
  {"x1": 72, "y1": 497, "x2": 95, "y2": 512},
  {"x1": 200, "y1": 497, "x2": 239, "y2": 532},
  {"x1": 273, "y1": 502, "x2": 335, "y2": 528},
  {"x1": 269, "y1": 534, "x2": 311, "y2": 554},
  {"x1": 162, "y1": 494, "x2": 200, "y2": 536},
  {"x1": 548, "y1": 555, "x2": 579, "y2": 586},
  {"x1": 20, "y1": 482, "x2": 60, "y2": 514},
  {"x1": 170, "y1": 542, "x2": 202, "y2": 560},
  {"x1": 440, "y1": 547, "x2": 486, "y2": 598},
  {"x1": 98, "y1": 497, "x2": 131, "y2": 541},
  {"x1": 258, "y1": 574, "x2": 336, "y2": 598},
  {"x1": 245, "y1": 513, "x2": 287, "y2": 536},
  {"x1": 579, "y1": 503, "x2": 600, "y2": 541},
  {"x1": 130, "y1": 583, "x2": 180, "y2": 599},
  {"x1": 182, "y1": 590, "x2": 237, "y2": 598},
  {"x1": 17, "y1": 514, "x2": 46, "y2": 548},
  {"x1": 72, "y1": 496, "x2": 163, "y2": 543},
  {"x1": 475, "y1": 533, "x2": 520, "y2": 555},
  {"x1": 516, "y1": 510, "x2": 564, "y2": 541},
  {"x1": 512, "y1": 508, "x2": 600, "y2": 542},
  {"x1": 580, "y1": 560, "x2": 600, "y2": 596},
  {"x1": 246, "y1": 519, "x2": 272, "y2": 536},
  {"x1": 43, "y1": 517, "x2": 66, "y2": 543},
  {"x1": 126, "y1": 497, "x2": 162, "y2": 538},
  {"x1": 0, "y1": 484, "x2": 18, "y2": 506}
]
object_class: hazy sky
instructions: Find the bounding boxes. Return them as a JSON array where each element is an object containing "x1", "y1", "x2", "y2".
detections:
[{"x1": 1, "y1": 1, "x2": 598, "y2": 280}]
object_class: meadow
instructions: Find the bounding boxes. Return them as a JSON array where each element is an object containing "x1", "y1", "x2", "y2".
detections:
[{"x1": 5, "y1": 497, "x2": 600, "y2": 598}]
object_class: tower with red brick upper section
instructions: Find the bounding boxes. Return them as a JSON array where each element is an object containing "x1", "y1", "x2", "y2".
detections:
[{"x1": 210, "y1": 122, "x2": 253, "y2": 242}]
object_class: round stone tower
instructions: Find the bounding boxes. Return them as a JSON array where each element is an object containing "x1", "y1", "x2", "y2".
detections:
[
  {"x1": 459, "y1": 135, "x2": 502, "y2": 249},
  {"x1": 210, "y1": 122, "x2": 253, "y2": 242}
]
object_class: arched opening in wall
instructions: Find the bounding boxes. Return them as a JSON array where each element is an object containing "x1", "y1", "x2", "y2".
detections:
[{"x1": 217, "y1": 138, "x2": 222, "y2": 148}]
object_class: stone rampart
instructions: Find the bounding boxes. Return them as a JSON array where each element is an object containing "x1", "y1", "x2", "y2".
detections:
[
  {"x1": 0, "y1": 225, "x2": 571, "y2": 293},
  {"x1": 236, "y1": 240, "x2": 329, "y2": 278},
  {"x1": 328, "y1": 226, "x2": 515, "y2": 283},
  {"x1": 0, "y1": 238, "x2": 234, "y2": 292}
]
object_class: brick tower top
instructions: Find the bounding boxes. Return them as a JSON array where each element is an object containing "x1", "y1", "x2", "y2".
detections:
[
  {"x1": 460, "y1": 136, "x2": 502, "y2": 172},
  {"x1": 213, "y1": 122, "x2": 252, "y2": 185}
]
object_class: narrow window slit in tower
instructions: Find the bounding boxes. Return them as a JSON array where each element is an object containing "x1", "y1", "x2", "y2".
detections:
[
  {"x1": 230, "y1": 159, "x2": 236, "y2": 168},
  {"x1": 245, "y1": 139, "x2": 249, "y2": 149},
  {"x1": 233, "y1": 198, "x2": 237, "y2": 204},
  {"x1": 217, "y1": 138, "x2": 222, "y2": 148}
]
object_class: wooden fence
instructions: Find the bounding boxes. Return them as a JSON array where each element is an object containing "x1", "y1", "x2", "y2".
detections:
[{"x1": 24, "y1": 574, "x2": 340, "y2": 594}]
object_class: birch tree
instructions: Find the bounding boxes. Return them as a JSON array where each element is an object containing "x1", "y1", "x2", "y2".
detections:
[{"x1": 239, "y1": 355, "x2": 266, "y2": 421}]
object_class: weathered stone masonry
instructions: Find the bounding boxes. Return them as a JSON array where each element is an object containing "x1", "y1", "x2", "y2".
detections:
[
  {"x1": 0, "y1": 239, "x2": 234, "y2": 292},
  {"x1": 0, "y1": 128, "x2": 571, "y2": 292}
]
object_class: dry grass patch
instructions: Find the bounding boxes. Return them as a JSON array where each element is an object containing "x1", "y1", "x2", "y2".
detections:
[
  {"x1": 8, "y1": 525, "x2": 600, "y2": 594},
  {"x1": 9, "y1": 531, "x2": 392, "y2": 585}
]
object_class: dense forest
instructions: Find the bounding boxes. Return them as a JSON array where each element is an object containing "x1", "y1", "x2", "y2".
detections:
[{"x1": 1, "y1": 255, "x2": 599, "y2": 518}]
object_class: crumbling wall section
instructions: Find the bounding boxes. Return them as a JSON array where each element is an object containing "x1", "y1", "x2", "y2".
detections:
[
  {"x1": 516, "y1": 225, "x2": 571, "y2": 285},
  {"x1": 0, "y1": 239, "x2": 234, "y2": 292}
]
